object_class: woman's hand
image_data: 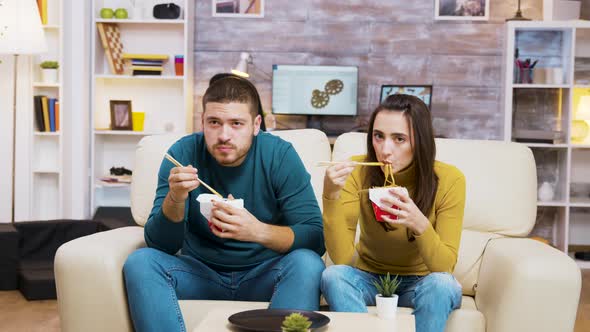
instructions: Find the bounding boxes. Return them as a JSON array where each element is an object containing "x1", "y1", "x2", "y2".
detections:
[
  {"x1": 379, "y1": 187, "x2": 429, "y2": 236},
  {"x1": 323, "y1": 162, "x2": 356, "y2": 200}
]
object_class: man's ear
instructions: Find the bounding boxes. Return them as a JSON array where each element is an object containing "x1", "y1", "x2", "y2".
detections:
[
  {"x1": 201, "y1": 106, "x2": 206, "y2": 129},
  {"x1": 253, "y1": 114, "x2": 262, "y2": 136}
]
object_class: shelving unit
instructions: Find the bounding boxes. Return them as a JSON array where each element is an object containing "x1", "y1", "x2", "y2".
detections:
[
  {"x1": 15, "y1": 0, "x2": 64, "y2": 221},
  {"x1": 90, "y1": 0, "x2": 194, "y2": 214},
  {"x1": 504, "y1": 21, "x2": 590, "y2": 269}
]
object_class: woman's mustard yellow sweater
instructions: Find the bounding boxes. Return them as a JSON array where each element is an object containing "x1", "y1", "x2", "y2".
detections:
[{"x1": 323, "y1": 156, "x2": 466, "y2": 275}]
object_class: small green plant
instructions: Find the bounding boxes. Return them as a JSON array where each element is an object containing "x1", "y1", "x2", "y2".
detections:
[
  {"x1": 40, "y1": 61, "x2": 59, "y2": 69},
  {"x1": 281, "y1": 313, "x2": 312, "y2": 332},
  {"x1": 372, "y1": 273, "x2": 401, "y2": 297}
]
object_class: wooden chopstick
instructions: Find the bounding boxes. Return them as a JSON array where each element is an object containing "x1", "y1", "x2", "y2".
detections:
[
  {"x1": 316, "y1": 161, "x2": 384, "y2": 167},
  {"x1": 164, "y1": 153, "x2": 223, "y2": 198}
]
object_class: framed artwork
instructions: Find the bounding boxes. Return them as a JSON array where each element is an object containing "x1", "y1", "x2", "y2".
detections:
[
  {"x1": 435, "y1": 0, "x2": 489, "y2": 21},
  {"x1": 212, "y1": 0, "x2": 264, "y2": 18},
  {"x1": 110, "y1": 100, "x2": 133, "y2": 130},
  {"x1": 380, "y1": 85, "x2": 433, "y2": 109}
]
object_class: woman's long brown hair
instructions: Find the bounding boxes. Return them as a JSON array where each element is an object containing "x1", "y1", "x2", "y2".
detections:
[{"x1": 364, "y1": 94, "x2": 438, "y2": 218}]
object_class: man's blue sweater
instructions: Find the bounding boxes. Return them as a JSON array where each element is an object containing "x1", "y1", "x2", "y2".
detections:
[{"x1": 144, "y1": 132, "x2": 325, "y2": 271}]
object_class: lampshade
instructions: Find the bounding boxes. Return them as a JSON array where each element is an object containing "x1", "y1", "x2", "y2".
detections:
[
  {"x1": 577, "y1": 96, "x2": 590, "y2": 120},
  {"x1": 0, "y1": 0, "x2": 47, "y2": 54},
  {"x1": 231, "y1": 52, "x2": 251, "y2": 78}
]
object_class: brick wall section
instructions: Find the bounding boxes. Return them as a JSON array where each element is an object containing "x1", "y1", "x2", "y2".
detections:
[{"x1": 192, "y1": 0, "x2": 543, "y2": 138}]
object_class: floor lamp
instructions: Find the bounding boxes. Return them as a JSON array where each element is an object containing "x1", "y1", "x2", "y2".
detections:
[{"x1": 0, "y1": 0, "x2": 47, "y2": 224}]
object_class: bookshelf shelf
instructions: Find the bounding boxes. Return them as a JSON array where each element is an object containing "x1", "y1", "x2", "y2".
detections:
[
  {"x1": 94, "y1": 19, "x2": 185, "y2": 24},
  {"x1": 537, "y1": 201, "x2": 568, "y2": 207},
  {"x1": 505, "y1": 21, "x2": 590, "y2": 269},
  {"x1": 512, "y1": 84, "x2": 570, "y2": 89},
  {"x1": 16, "y1": 0, "x2": 65, "y2": 222},
  {"x1": 33, "y1": 82, "x2": 61, "y2": 88},
  {"x1": 34, "y1": 132, "x2": 60, "y2": 136},
  {"x1": 523, "y1": 143, "x2": 569, "y2": 148},
  {"x1": 33, "y1": 169, "x2": 60, "y2": 174},
  {"x1": 95, "y1": 182, "x2": 131, "y2": 188},
  {"x1": 90, "y1": 0, "x2": 194, "y2": 213},
  {"x1": 95, "y1": 74, "x2": 184, "y2": 81},
  {"x1": 94, "y1": 130, "x2": 159, "y2": 136}
]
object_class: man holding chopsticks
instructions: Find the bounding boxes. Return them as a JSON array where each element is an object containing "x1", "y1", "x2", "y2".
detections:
[{"x1": 122, "y1": 76, "x2": 326, "y2": 332}]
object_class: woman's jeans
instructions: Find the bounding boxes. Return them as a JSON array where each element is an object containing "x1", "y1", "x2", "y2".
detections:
[
  {"x1": 123, "y1": 247, "x2": 325, "y2": 332},
  {"x1": 321, "y1": 265, "x2": 462, "y2": 332}
]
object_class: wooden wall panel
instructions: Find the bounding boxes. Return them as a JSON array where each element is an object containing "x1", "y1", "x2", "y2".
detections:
[{"x1": 193, "y1": 0, "x2": 543, "y2": 139}]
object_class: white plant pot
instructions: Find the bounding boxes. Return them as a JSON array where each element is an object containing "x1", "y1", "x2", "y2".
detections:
[
  {"x1": 41, "y1": 69, "x2": 58, "y2": 83},
  {"x1": 375, "y1": 294, "x2": 398, "y2": 320}
]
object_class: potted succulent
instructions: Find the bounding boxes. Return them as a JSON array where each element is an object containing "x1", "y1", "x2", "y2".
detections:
[
  {"x1": 40, "y1": 61, "x2": 59, "y2": 83},
  {"x1": 281, "y1": 312, "x2": 312, "y2": 332},
  {"x1": 373, "y1": 272, "x2": 401, "y2": 319}
]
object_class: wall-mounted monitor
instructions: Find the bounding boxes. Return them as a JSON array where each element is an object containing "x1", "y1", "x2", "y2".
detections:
[
  {"x1": 380, "y1": 85, "x2": 433, "y2": 109},
  {"x1": 272, "y1": 65, "x2": 358, "y2": 116}
]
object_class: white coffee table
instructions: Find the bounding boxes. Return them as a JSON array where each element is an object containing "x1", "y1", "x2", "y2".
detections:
[{"x1": 193, "y1": 307, "x2": 415, "y2": 332}]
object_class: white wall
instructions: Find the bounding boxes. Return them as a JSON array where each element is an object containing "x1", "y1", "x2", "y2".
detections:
[
  {"x1": 0, "y1": 0, "x2": 92, "y2": 222},
  {"x1": 0, "y1": 55, "x2": 15, "y2": 223},
  {"x1": 63, "y1": 0, "x2": 91, "y2": 219}
]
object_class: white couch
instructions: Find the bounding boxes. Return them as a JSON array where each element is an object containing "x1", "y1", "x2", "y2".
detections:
[{"x1": 55, "y1": 129, "x2": 582, "y2": 332}]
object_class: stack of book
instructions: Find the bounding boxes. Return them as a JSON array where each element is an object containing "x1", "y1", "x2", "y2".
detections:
[
  {"x1": 122, "y1": 53, "x2": 169, "y2": 76},
  {"x1": 33, "y1": 95, "x2": 60, "y2": 132}
]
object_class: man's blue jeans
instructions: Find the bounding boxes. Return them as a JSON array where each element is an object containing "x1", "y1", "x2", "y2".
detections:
[
  {"x1": 321, "y1": 265, "x2": 462, "y2": 332},
  {"x1": 123, "y1": 247, "x2": 325, "y2": 332}
]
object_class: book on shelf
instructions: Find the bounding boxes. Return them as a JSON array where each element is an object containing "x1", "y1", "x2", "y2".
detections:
[
  {"x1": 131, "y1": 59, "x2": 164, "y2": 66},
  {"x1": 33, "y1": 96, "x2": 45, "y2": 132},
  {"x1": 37, "y1": 0, "x2": 47, "y2": 25},
  {"x1": 41, "y1": 96, "x2": 50, "y2": 131},
  {"x1": 55, "y1": 100, "x2": 60, "y2": 131},
  {"x1": 131, "y1": 66, "x2": 163, "y2": 72},
  {"x1": 513, "y1": 129, "x2": 565, "y2": 144},
  {"x1": 132, "y1": 70, "x2": 162, "y2": 76},
  {"x1": 122, "y1": 54, "x2": 169, "y2": 61},
  {"x1": 34, "y1": 95, "x2": 59, "y2": 132}
]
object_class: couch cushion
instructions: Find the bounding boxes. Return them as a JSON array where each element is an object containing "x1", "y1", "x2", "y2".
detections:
[
  {"x1": 131, "y1": 134, "x2": 184, "y2": 226},
  {"x1": 454, "y1": 230, "x2": 502, "y2": 296},
  {"x1": 270, "y1": 129, "x2": 331, "y2": 210},
  {"x1": 331, "y1": 133, "x2": 537, "y2": 236}
]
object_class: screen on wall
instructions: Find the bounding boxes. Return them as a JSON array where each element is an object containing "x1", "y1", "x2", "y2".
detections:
[
  {"x1": 380, "y1": 85, "x2": 433, "y2": 109},
  {"x1": 272, "y1": 65, "x2": 358, "y2": 116}
]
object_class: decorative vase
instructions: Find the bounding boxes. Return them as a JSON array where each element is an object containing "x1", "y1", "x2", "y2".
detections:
[
  {"x1": 375, "y1": 294, "x2": 398, "y2": 320},
  {"x1": 41, "y1": 69, "x2": 57, "y2": 83},
  {"x1": 538, "y1": 181, "x2": 555, "y2": 202}
]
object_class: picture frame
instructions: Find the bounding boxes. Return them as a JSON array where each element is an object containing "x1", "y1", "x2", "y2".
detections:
[
  {"x1": 434, "y1": 0, "x2": 489, "y2": 21},
  {"x1": 110, "y1": 100, "x2": 133, "y2": 130},
  {"x1": 380, "y1": 85, "x2": 433, "y2": 109},
  {"x1": 212, "y1": 0, "x2": 264, "y2": 18}
]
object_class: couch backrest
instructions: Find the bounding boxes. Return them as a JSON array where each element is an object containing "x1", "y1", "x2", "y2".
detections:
[
  {"x1": 332, "y1": 132, "x2": 537, "y2": 236},
  {"x1": 131, "y1": 134, "x2": 184, "y2": 226},
  {"x1": 130, "y1": 130, "x2": 331, "y2": 226}
]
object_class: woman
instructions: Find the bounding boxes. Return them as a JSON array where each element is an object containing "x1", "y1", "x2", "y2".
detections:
[{"x1": 321, "y1": 94, "x2": 466, "y2": 332}]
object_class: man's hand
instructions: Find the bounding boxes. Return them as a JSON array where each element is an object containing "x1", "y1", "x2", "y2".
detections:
[
  {"x1": 168, "y1": 165, "x2": 200, "y2": 202},
  {"x1": 209, "y1": 198, "x2": 264, "y2": 242},
  {"x1": 163, "y1": 165, "x2": 199, "y2": 222},
  {"x1": 209, "y1": 194, "x2": 294, "y2": 252}
]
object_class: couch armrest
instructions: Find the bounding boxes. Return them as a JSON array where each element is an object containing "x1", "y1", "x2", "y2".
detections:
[
  {"x1": 55, "y1": 226, "x2": 145, "y2": 332},
  {"x1": 475, "y1": 238, "x2": 581, "y2": 332}
]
